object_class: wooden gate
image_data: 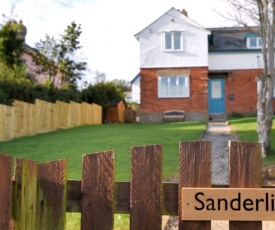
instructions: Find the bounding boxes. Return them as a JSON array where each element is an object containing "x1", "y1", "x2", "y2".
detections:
[{"x1": 0, "y1": 141, "x2": 269, "y2": 229}]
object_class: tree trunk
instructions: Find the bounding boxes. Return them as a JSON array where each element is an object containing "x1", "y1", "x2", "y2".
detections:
[
  {"x1": 257, "y1": 76, "x2": 273, "y2": 157},
  {"x1": 256, "y1": 1, "x2": 274, "y2": 157}
]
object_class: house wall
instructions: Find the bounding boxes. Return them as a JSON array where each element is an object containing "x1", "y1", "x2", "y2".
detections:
[
  {"x1": 223, "y1": 69, "x2": 261, "y2": 115},
  {"x1": 209, "y1": 52, "x2": 262, "y2": 71},
  {"x1": 140, "y1": 67, "x2": 209, "y2": 123},
  {"x1": 136, "y1": 9, "x2": 210, "y2": 68},
  {"x1": 23, "y1": 51, "x2": 62, "y2": 87},
  {"x1": 209, "y1": 53, "x2": 275, "y2": 115},
  {"x1": 223, "y1": 69, "x2": 275, "y2": 115},
  {"x1": 131, "y1": 77, "x2": 140, "y2": 104}
]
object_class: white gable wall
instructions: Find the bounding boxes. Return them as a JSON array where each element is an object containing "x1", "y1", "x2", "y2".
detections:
[{"x1": 136, "y1": 8, "x2": 210, "y2": 68}]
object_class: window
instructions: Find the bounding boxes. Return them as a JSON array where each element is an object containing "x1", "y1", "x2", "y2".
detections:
[
  {"x1": 246, "y1": 37, "x2": 262, "y2": 49},
  {"x1": 163, "y1": 31, "x2": 183, "y2": 51},
  {"x1": 158, "y1": 76, "x2": 189, "y2": 98}
]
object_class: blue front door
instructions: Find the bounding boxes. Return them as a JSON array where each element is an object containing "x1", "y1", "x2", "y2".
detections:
[{"x1": 208, "y1": 79, "x2": 225, "y2": 114}]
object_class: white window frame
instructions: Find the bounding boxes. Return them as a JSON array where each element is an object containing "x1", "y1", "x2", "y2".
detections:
[
  {"x1": 162, "y1": 31, "x2": 184, "y2": 52},
  {"x1": 158, "y1": 75, "x2": 190, "y2": 98},
  {"x1": 247, "y1": 37, "x2": 262, "y2": 49}
]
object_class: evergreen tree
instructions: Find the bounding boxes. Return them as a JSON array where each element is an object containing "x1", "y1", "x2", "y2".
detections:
[{"x1": 0, "y1": 20, "x2": 26, "y2": 67}]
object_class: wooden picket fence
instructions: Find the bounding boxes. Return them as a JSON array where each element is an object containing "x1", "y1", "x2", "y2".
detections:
[
  {"x1": 0, "y1": 99, "x2": 102, "y2": 141},
  {"x1": 0, "y1": 141, "x2": 272, "y2": 230}
]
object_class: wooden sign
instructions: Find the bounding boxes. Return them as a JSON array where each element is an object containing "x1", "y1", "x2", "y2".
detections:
[{"x1": 182, "y1": 188, "x2": 275, "y2": 221}]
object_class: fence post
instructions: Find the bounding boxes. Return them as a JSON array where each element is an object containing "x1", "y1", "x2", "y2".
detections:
[
  {"x1": 179, "y1": 141, "x2": 212, "y2": 230},
  {"x1": 36, "y1": 159, "x2": 68, "y2": 230},
  {"x1": 229, "y1": 141, "x2": 262, "y2": 230},
  {"x1": 81, "y1": 151, "x2": 115, "y2": 230},
  {"x1": 0, "y1": 154, "x2": 12, "y2": 229},
  {"x1": 130, "y1": 145, "x2": 162, "y2": 230},
  {"x1": 13, "y1": 158, "x2": 38, "y2": 230}
]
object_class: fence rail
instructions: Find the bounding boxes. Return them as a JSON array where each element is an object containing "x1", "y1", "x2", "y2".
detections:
[
  {"x1": 0, "y1": 99, "x2": 102, "y2": 141},
  {"x1": 0, "y1": 141, "x2": 271, "y2": 229}
]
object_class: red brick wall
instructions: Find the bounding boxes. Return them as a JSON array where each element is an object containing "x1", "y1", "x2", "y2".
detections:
[
  {"x1": 140, "y1": 67, "x2": 275, "y2": 117},
  {"x1": 140, "y1": 67, "x2": 209, "y2": 113},
  {"x1": 225, "y1": 69, "x2": 262, "y2": 114}
]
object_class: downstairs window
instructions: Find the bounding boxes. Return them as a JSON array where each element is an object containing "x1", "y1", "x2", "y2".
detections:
[{"x1": 158, "y1": 75, "x2": 190, "y2": 98}]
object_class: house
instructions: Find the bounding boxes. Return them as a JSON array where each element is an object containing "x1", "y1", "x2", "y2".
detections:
[
  {"x1": 130, "y1": 73, "x2": 141, "y2": 104},
  {"x1": 23, "y1": 44, "x2": 62, "y2": 87},
  {"x1": 134, "y1": 7, "x2": 275, "y2": 123}
]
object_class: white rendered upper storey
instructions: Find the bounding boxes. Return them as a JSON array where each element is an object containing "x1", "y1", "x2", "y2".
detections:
[
  {"x1": 135, "y1": 7, "x2": 211, "y2": 69},
  {"x1": 208, "y1": 27, "x2": 263, "y2": 71}
]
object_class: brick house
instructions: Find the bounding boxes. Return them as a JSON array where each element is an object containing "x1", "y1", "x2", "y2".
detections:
[
  {"x1": 134, "y1": 7, "x2": 275, "y2": 123},
  {"x1": 23, "y1": 44, "x2": 62, "y2": 87}
]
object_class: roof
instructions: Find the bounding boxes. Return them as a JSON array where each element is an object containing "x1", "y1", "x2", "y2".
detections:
[
  {"x1": 106, "y1": 100, "x2": 123, "y2": 107},
  {"x1": 23, "y1": 43, "x2": 37, "y2": 55},
  {"x1": 208, "y1": 26, "x2": 261, "y2": 52},
  {"x1": 130, "y1": 73, "x2": 140, "y2": 84},
  {"x1": 135, "y1": 7, "x2": 210, "y2": 39}
]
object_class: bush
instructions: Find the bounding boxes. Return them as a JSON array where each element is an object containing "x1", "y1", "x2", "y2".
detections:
[
  {"x1": 82, "y1": 82, "x2": 126, "y2": 120},
  {"x1": 0, "y1": 80, "x2": 127, "y2": 113},
  {"x1": 0, "y1": 80, "x2": 82, "y2": 105}
]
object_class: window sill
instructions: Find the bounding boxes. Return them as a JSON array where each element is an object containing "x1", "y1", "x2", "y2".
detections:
[
  {"x1": 162, "y1": 50, "x2": 184, "y2": 53},
  {"x1": 158, "y1": 96, "x2": 189, "y2": 99}
]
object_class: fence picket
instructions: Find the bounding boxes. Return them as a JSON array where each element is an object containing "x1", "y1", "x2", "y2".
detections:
[
  {"x1": 0, "y1": 154, "x2": 12, "y2": 229},
  {"x1": 229, "y1": 141, "x2": 262, "y2": 230},
  {"x1": 13, "y1": 158, "x2": 38, "y2": 230},
  {"x1": 179, "y1": 141, "x2": 212, "y2": 230},
  {"x1": 130, "y1": 145, "x2": 162, "y2": 230},
  {"x1": 0, "y1": 141, "x2": 269, "y2": 229},
  {"x1": 81, "y1": 151, "x2": 115, "y2": 230},
  {"x1": 36, "y1": 159, "x2": 67, "y2": 230}
]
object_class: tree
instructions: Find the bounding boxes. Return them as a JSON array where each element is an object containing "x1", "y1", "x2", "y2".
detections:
[
  {"x1": 224, "y1": 0, "x2": 274, "y2": 156},
  {"x1": 34, "y1": 21, "x2": 87, "y2": 88},
  {"x1": 94, "y1": 70, "x2": 106, "y2": 83},
  {"x1": 81, "y1": 81, "x2": 126, "y2": 121},
  {"x1": 111, "y1": 79, "x2": 131, "y2": 92},
  {"x1": 0, "y1": 20, "x2": 26, "y2": 67}
]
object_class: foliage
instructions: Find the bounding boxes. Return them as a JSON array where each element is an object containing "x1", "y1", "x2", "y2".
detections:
[
  {"x1": 111, "y1": 79, "x2": 131, "y2": 92},
  {"x1": 0, "y1": 61, "x2": 33, "y2": 83},
  {"x1": 0, "y1": 78, "x2": 128, "y2": 107},
  {"x1": 0, "y1": 80, "x2": 81, "y2": 105},
  {"x1": 82, "y1": 81, "x2": 126, "y2": 120},
  {"x1": 0, "y1": 20, "x2": 26, "y2": 67},
  {"x1": 34, "y1": 21, "x2": 87, "y2": 87}
]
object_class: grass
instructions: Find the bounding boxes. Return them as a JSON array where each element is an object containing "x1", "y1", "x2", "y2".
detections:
[
  {"x1": 0, "y1": 121, "x2": 206, "y2": 181},
  {"x1": 0, "y1": 121, "x2": 206, "y2": 230},
  {"x1": 228, "y1": 116, "x2": 275, "y2": 166}
]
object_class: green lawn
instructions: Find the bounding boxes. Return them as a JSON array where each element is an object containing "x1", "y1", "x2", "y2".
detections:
[
  {"x1": 0, "y1": 121, "x2": 206, "y2": 181},
  {"x1": 229, "y1": 116, "x2": 275, "y2": 165},
  {"x1": 0, "y1": 121, "x2": 206, "y2": 230}
]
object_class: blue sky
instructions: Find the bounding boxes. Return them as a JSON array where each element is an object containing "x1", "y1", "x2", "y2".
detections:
[{"x1": 1, "y1": 0, "x2": 233, "y2": 84}]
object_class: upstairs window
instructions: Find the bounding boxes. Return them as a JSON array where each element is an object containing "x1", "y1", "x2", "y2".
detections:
[
  {"x1": 163, "y1": 31, "x2": 183, "y2": 51},
  {"x1": 158, "y1": 75, "x2": 189, "y2": 98},
  {"x1": 245, "y1": 33, "x2": 262, "y2": 49},
  {"x1": 247, "y1": 37, "x2": 262, "y2": 49}
]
